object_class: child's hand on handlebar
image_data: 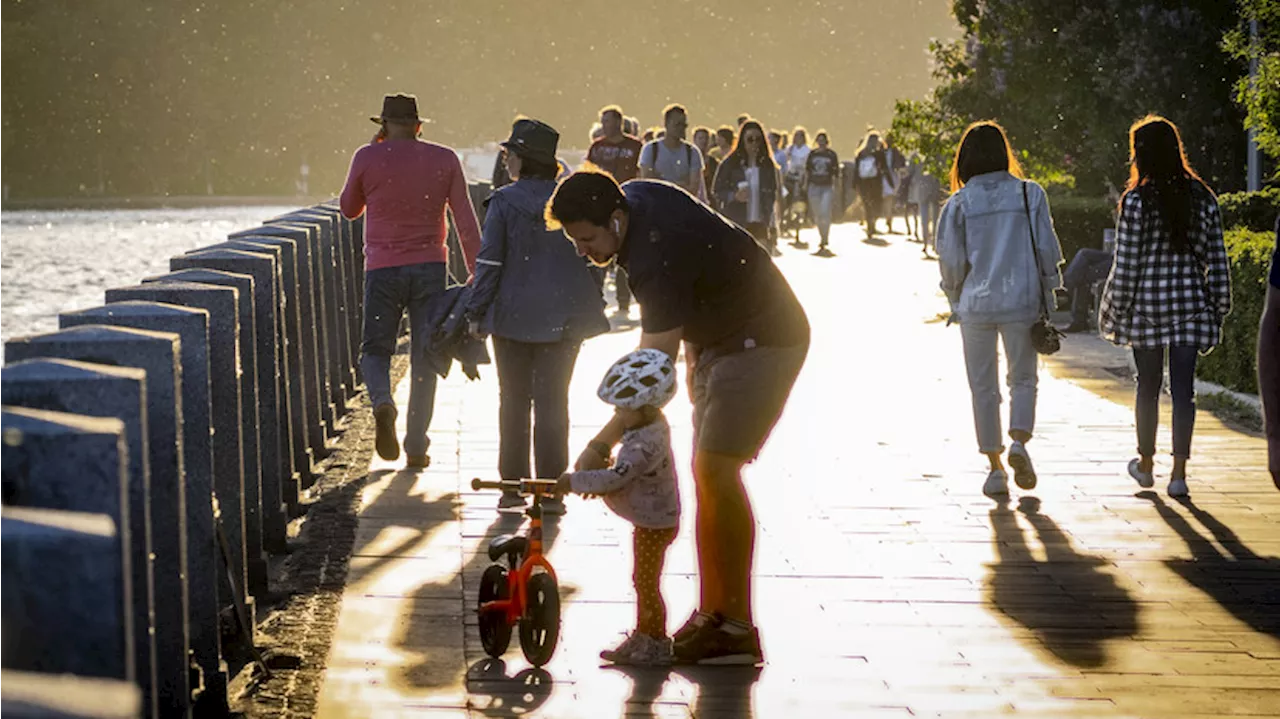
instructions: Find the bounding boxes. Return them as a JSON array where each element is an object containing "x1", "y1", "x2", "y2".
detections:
[{"x1": 555, "y1": 473, "x2": 573, "y2": 498}]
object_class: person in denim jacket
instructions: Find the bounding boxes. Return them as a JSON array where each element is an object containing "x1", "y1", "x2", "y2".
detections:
[
  {"x1": 937, "y1": 121, "x2": 1064, "y2": 498},
  {"x1": 466, "y1": 119, "x2": 609, "y2": 511}
]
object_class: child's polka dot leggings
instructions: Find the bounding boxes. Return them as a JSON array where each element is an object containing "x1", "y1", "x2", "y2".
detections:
[{"x1": 633, "y1": 525, "x2": 678, "y2": 638}]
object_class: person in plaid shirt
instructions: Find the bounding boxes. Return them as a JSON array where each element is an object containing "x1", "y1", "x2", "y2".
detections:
[{"x1": 1099, "y1": 116, "x2": 1232, "y2": 499}]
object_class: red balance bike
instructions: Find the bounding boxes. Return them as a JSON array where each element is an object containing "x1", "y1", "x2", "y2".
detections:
[{"x1": 469, "y1": 478, "x2": 562, "y2": 667}]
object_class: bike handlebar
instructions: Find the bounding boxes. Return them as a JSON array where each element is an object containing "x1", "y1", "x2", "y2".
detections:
[{"x1": 471, "y1": 478, "x2": 561, "y2": 493}]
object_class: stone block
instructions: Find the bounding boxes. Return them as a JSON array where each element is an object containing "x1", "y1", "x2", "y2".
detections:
[
  {"x1": 318, "y1": 201, "x2": 363, "y2": 377},
  {"x1": 233, "y1": 224, "x2": 332, "y2": 445},
  {"x1": 0, "y1": 411, "x2": 133, "y2": 682},
  {"x1": 209, "y1": 236, "x2": 313, "y2": 493},
  {"x1": 4, "y1": 326, "x2": 190, "y2": 717},
  {"x1": 0, "y1": 360, "x2": 157, "y2": 716},
  {"x1": 170, "y1": 250, "x2": 289, "y2": 553},
  {"x1": 103, "y1": 280, "x2": 248, "y2": 608},
  {"x1": 0, "y1": 669, "x2": 142, "y2": 719},
  {"x1": 266, "y1": 215, "x2": 345, "y2": 422},
  {"x1": 279, "y1": 209, "x2": 353, "y2": 406},
  {"x1": 57, "y1": 302, "x2": 227, "y2": 712}
]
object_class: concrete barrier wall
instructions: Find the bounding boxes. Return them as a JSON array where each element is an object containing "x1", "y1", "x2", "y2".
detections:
[{"x1": 0, "y1": 194, "x2": 425, "y2": 718}]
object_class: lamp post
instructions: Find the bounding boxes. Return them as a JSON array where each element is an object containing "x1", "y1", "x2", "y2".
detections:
[{"x1": 1247, "y1": 18, "x2": 1261, "y2": 192}]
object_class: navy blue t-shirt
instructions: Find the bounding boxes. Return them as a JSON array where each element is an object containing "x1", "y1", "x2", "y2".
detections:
[{"x1": 616, "y1": 180, "x2": 809, "y2": 353}]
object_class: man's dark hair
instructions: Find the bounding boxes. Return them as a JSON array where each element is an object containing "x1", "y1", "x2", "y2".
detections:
[
  {"x1": 736, "y1": 114, "x2": 750, "y2": 126},
  {"x1": 517, "y1": 154, "x2": 559, "y2": 181},
  {"x1": 663, "y1": 103, "x2": 687, "y2": 124},
  {"x1": 693, "y1": 125, "x2": 711, "y2": 139},
  {"x1": 546, "y1": 170, "x2": 628, "y2": 229},
  {"x1": 716, "y1": 126, "x2": 736, "y2": 144},
  {"x1": 600, "y1": 104, "x2": 624, "y2": 120}
]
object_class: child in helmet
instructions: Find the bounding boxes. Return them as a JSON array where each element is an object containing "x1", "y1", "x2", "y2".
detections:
[{"x1": 556, "y1": 348, "x2": 681, "y2": 666}]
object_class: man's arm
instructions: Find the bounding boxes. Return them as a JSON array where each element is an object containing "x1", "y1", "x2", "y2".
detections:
[
  {"x1": 448, "y1": 153, "x2": 483, "y2": 277},
  {"x1": 339, "y1": 149, "x2": 366, "y2": 220},
  {"x1": 638, "y1": 143, "x2": 657, "y2": 180}
]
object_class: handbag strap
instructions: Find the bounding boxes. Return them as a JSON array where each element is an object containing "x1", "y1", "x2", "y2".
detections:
[{"x1": 1022, "y1": 181, "x2": 1051, "y2": 319}]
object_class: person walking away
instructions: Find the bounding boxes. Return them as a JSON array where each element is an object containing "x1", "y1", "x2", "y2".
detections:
[
  {"x1": 803, "y1": 130, "x2": 839, "y2": 257},
  {"x1": 548, "y1": 171, "x2": 809, "y2": 665},
  {"x1": 465, "y1": 119, "x2": 609, "y2": 511},
  {"x1": 639, "y1": 104, "x2": 706, "y2": 202},
  {"x1": 713, "y1": 120, "x2": 784, "y2": 257},
  {"x1": 910, "y1": 156, "x2": 944, "y2": 257},
  {"x1": 587, "y1": 105, "x2": 644, "y2": 317},
  {"x1": 556, "y1": 349, "x2": 682, "y2": 665},
  {"x1": 1261, "y1": 215, "x2": 1280, "y2": 490},
  {"x1": 853, "y1": 130, "x2": 892, "y2": 238},
  {"x1": 936, "y1": 121, "x2": 1064, "y2": 497},
  {"x1": 1099, "y1": 115, "x2": 1232, "y2": 498},
  {"x1": 341, "y1": 93, "x2": 481, "y2": 468}
]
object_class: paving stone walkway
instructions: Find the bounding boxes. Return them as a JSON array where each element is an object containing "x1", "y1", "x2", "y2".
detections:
[{"x1": 314, "y1": 222, "x2": 1279, "y2": 718}]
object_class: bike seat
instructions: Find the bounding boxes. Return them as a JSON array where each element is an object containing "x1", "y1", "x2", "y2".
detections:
[{"x1": 488, "y1": 534, "x2": 528, "y2": 562}]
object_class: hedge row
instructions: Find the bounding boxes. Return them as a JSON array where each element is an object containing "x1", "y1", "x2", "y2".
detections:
[
  {"x1": 1218, "y1": 186, "x2": 1280, "y2": 232},
  {"x1": 1048, "y1": 195, "x2": 1115, "y2": 261},
  {"x1": 1196, "y1": 227, "x2": 1275, "y2": 395}
]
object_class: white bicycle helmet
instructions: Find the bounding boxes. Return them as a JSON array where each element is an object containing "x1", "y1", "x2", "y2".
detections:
[{"x1": 597, "y1": 349, "x2": 677, "y2": 410}]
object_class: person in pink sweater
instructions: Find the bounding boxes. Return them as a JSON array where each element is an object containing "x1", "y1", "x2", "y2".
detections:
[{"x1": 340, "y1": 93, "x2": 482, "y2": 468}]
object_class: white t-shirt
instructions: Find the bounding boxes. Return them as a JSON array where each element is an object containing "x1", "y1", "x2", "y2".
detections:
[
  {"x1": 745, "y1": 165, "x2": 763, "y2": 223},
  {"x1": 639, "y1": 140, "x2": 705, "y2": 198},
  {"x1": 785, "y1": 145, "x2": 811, "y2": 177}
]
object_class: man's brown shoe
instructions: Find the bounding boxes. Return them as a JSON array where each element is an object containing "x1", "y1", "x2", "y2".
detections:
[
  {"x1": 373, "y1": 404, "x2": 400, "y2": 461},
  {"x1": 406, "y1": 454, "x2": 430, "y2": 469},
  {"x1": 674, "y1": 619, "x2": 763, "y2": 666}
]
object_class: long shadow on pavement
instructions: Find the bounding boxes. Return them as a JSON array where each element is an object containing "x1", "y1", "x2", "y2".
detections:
[
  {"x1": 986, "y1": 497, "x2": 1140, "y2": 668},
  {"x1": 1139, "y1": 491, "x2": 1280, "y2": 637},
  {"x1": 394, "y1": 500, "x2": 573, "y2": 700},
  {"x1": 602, "y1": 664, "x2": 760, "y2": 717},
  {"x1": 343, "y1": 467, "x2": 459, "y2": 587}
]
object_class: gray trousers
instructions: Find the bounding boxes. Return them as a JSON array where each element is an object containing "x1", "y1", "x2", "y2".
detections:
[{"x1": 960, "y1": 319, "x2": 1038, "y2": 454}]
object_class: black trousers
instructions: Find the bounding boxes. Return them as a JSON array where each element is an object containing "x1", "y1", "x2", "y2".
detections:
[{"x1": 493, "y1": 337, "x2": 582, "y2": 480}]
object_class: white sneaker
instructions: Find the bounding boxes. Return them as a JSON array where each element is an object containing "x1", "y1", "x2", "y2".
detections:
[
  {"x1": 1008, "y1": 442, "x2": 1037, "y2": 490},
  {"x1": 1127, "y1": 458, "x2": 1155, "y2": 489},
  {"x1": 983, "y1": 469, "x2": 1010, "y2": 497},
  {"x1": 498, "y1": 491, "x2": 526, "y2": 509},
  {"x1": 600, "y1": 632, "x2": 673, "y2": 666},
  {"x1": 1167, "y1": 477, "x2": 1189, "y2": 498}
]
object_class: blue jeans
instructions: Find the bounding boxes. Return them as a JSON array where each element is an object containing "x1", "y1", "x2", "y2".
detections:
[
  {"x1": 1134, "y1": 346, "x2": 1198, "y2": 459},
  {"x1": 807, "y1": 185, "x2": 834, "y2": 247},
  {"x1": 360, "y1": 262, "x2": 446, "y2": 457}
]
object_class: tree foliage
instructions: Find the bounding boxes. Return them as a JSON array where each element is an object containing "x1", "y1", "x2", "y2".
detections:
[
  {"x1": 892, "y1": 0, "x2": 1251, "y2": 194},
  {"x1": 1224, "y1": 0, "x2": 1280, "y2": 173}
]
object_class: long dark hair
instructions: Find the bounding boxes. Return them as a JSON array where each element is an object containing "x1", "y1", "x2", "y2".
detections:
[
  {"x1": 854, "y1": 130, "x2": 882, "y2": 159},
  {"x1": 1124, "y1": 115, "x2": 1211, "y2": 254},
  {"x1": 729, "y1": 120, "x2": 777, "y2": 168},
  {"x1": 949, "y1": 121, "x2": 1024, "y2": 192}
]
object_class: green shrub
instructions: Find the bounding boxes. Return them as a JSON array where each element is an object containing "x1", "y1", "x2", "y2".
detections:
[
  {"x1": 1048, "y1": 195, "x2": 1116, "y2": 262},
  {"x1": 1197, "y1": 228, "x2": 1275, "y2": 394},
  {"x1": 1218, "y1": 187, "x2": 1280, "y2": 232}
]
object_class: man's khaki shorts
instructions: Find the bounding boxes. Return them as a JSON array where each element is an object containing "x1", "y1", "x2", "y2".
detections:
[{"x1": 692, "y1": 343, "x2": 808, "y2": 460}]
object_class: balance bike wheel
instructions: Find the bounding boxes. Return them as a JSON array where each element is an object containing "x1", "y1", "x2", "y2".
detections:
[
  {"x1": 518, "y1": 572, "x2": 560, "y2": 667},
  {"x1": 478, "y1": 564, "x2": 512, "y2": 657}
]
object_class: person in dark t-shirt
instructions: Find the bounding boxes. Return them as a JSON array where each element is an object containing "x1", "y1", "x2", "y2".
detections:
[
  {"x1": 547, "y1": 171, "x2": 809, "y2": 666},
  {"x1": 804, "y1": 130, "x2": 840, "y2": 255},
  {"x1": 587, "y1": 105, "x2": 643, "y2": 184},
  {"x1": 585, "y1": 105, "x2": 644, "y2": 315}
]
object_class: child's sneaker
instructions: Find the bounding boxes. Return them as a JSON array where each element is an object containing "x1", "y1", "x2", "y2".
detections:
[{"x1": 600, "y1": 632, "x2": 673, "y2": 666}]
